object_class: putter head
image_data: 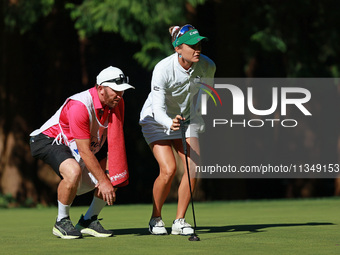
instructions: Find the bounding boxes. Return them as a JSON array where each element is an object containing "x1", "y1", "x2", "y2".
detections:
[{"x1": 188, "y1": 234, "x2": 200, "y2": 241}]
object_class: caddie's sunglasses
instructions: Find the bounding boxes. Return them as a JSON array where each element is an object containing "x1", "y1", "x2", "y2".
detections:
[{"x1": 101, "y1": 74, "x2": 129, "y2": 85}]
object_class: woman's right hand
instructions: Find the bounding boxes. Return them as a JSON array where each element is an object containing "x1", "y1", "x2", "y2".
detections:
[{"x1": 170, "y1": 115, "x2": 185, "y2": 131}]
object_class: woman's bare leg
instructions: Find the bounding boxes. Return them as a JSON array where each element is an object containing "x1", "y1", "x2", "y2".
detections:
[{"x1": 150, "y1": 140, "x2": 177, "y2": 218}]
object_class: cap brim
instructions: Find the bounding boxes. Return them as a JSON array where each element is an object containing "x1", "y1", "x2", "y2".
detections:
[
  {"x1": 101, "y1": 82, "x2": 135, "y2": 91},
  {"x1": 184, "y1": 36, "x2": 207, "y2": 45}
]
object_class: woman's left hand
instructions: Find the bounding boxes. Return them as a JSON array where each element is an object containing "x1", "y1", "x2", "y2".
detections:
[{"x1": 170, "y1": 115, "x2": 184, "y2": 131}]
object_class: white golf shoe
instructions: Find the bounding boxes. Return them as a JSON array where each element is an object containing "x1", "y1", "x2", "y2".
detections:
[
  {"x1": 149, "y1": 217, "x2": 168, "y2": 235},
  {"x1": 171, "y1": 218, "x2": 194, "y2": 236}
]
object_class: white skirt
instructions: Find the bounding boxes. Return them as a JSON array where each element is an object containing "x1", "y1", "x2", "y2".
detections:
[{"x1": 139, "y1": 115, "x2": 200, "y2": 145}]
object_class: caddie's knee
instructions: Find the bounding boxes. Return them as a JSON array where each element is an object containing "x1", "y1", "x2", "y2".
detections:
[{"x1": 59, "y1": 159, "x2": 82, "y2": 185}]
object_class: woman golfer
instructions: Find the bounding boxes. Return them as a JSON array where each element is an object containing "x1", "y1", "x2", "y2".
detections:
[{"x1": 140, "y1": 24, "x2": 216, "y2": 235}]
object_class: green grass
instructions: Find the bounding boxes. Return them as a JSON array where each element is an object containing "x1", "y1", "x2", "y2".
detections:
[{"x1": 0, "y1": 198, "x2": 339, "y2": 255}]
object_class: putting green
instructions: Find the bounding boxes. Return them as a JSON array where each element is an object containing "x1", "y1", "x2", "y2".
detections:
[{"x1": 0, "y1": 198, "x2": 339, "y2": 254}]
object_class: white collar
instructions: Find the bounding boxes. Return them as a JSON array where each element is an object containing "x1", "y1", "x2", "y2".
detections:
[{"x1": 174, "y1": 53, "x2": 196, "y2": 75}]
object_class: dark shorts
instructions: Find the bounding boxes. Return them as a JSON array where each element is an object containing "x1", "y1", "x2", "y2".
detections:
[{"x1": 30, "y1": 133, "x2": 107, "y2": 178}]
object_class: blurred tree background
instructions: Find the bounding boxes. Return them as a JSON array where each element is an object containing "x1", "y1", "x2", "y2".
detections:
[{"x1": 0, "y1": 0, "x2": 340, "y2": 207}]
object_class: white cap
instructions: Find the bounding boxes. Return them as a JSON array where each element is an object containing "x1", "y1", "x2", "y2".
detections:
[{"x1": 96, "y1": 66, "x2": 135, "y2": 91}]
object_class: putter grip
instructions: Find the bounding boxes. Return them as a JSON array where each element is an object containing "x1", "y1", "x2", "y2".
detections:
[{"x1": 180, "y1": 114, "x2": 187, "y2": 154}]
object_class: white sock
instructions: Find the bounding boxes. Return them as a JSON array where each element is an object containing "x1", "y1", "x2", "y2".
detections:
[
  {"x1": 57, "y1": 200, "x2": 71, "y2": 221},
  {"x1": 84, "y1": 196, "x2": 107, "y2": 220}
]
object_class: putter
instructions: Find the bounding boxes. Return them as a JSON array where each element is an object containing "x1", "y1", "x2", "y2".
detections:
[{"x1": 179, "y1": 115, "x2": 200, "y2": 241}]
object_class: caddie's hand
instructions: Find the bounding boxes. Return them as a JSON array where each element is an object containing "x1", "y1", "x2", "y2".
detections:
[
  {"x1": 171, "y1": 115, "x2": 185, "y2": 131},
  {"x1": 96, "y1": 179, "x2": 116, "y2": 205}
]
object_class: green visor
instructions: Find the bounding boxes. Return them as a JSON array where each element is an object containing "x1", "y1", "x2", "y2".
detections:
[{"x1": 172, "y1": 29, "x2": 207, "y2": 48}]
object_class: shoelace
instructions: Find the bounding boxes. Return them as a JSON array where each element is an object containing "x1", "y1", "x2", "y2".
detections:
[
  {"x1": 178, "y1": 219, "x2": 191, "y2": 227},
  {"x1": 90, "y1": 218, "x2": 106, "y2": 231},
  {"x1": 59, "y1": 218, "x2": 77, "y2": 231},
  {"x1": 152, "y1": 217, "x2": 164, "y2": 227}
]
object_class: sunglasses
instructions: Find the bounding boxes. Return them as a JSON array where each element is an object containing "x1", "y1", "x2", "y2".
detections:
[
  {"x1": 100, "y1": 74, "x2": 129, "y2": 85},
  {"x1": 174, "y1": 24, "x2": 195, "y2": 46}
]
